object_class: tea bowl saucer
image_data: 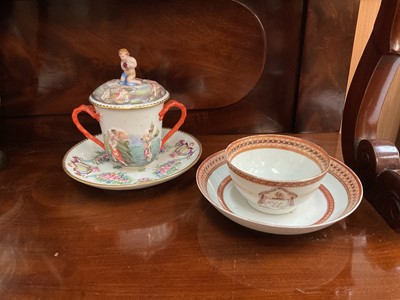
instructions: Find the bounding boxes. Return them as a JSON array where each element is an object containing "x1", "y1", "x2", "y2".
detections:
[
  {"x1": 63, "y1": 129, "x2": 201, "y2": 190},
  {"x1": 196, "y1": 150, "x2": 363, "y2": 235}
]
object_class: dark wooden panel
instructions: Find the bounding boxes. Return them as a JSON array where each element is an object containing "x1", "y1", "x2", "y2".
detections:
[
  {"x1": 295, "y1": 0, "x2": 360, "y2": 133},
  {"x1": 0, "y1": 0, "x2": 304, "y2": 135},
  {"x1": 236, "y1": 0, "x2": 304, "y2": 131},
  {"x1": 0, "y1": 0, "x2": 267, "y2": 113}
]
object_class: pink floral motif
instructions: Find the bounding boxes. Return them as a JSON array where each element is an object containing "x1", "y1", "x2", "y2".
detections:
[
  {"x1": 154, "y1": 160, "x2": 181, "y2": 178},
  {"x1": 94, "y1": 172, "x2": 132, "y2": 185}
]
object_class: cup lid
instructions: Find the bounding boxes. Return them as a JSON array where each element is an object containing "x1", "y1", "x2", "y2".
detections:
[{"x1": 90, "y1": 48, "x2": 169, "y2": 109}]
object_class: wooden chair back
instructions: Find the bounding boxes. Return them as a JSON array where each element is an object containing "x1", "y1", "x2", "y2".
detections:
[{"x1": 342, "y1": 0, "x2": 400, "y2": 230}]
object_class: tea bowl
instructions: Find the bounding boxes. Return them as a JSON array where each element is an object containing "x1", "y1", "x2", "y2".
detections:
[{"x1": 225, "y1": 134, "x2": 331, "y2": 215}]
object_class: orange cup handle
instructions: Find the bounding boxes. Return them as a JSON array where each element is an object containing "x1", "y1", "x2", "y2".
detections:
[
  {"x1": 159, "y1": 100, "x2": 187, "y2": 148},
  {"x1": 72, "y1": 105, "x2": 105, "y2": 150}
]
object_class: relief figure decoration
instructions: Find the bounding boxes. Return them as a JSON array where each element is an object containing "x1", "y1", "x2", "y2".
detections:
[
  {"x1": 142, "y1": 123, "x2": 160, "y2": 163},
  {"x1": 104, "y1": 128, "x2": 135, "y2": 166},
  {"x1": 119, "y1": 48, "x2": 140, "y2": 86}
]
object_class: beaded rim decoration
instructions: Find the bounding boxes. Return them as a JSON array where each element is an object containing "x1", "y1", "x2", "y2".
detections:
[{"x1": 89, "y1": 91, "x2": 170, "y2": 110}]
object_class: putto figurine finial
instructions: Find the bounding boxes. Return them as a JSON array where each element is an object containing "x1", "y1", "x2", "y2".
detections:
[{"x1": 119, "y1": 48, "x2": 139, "y2": 85}]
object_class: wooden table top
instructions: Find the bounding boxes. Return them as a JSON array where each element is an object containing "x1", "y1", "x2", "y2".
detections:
[{"x1": 0, "y1": 132, "x2": 399, "y2": 299}]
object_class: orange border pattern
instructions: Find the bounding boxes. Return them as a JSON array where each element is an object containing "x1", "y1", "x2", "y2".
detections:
[
  {"x1": 226, "y1": 135, "x2": 330, "y2": 187},
  {"x1": 217, "y1": 176, "x2": 233, "y2": 212},
  {"x1": 328, "y1": 157, "x2": 363, "y2": 214},
  {"x1": 217, "y1": 180, "x2": 335, "y2": 225},
  {"x1": 196, "y1": 150, "x2": 363, "y2": 229},
  {"x1": 315, "y1": 184, "x2": 335, "y2": 224},
  {"x1": 196, "y1": 151, "x2": 226, "y2": 200}
]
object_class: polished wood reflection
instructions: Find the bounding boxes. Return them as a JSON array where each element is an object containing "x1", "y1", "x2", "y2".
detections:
[
  {"x1": 0, "y1": 133, "x2": 399, "y2": 298},
  {"x1": 2, "y1": 0, "x2": 400, "y2": 298}
]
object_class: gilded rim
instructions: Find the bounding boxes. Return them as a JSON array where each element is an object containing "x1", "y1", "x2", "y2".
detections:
[
  {"x1": 89, "y1": 91, "x2": 170, "y2": 110},
  {"x1": 225, "y1": 134, "x2": 331, "y2": 187},
  {"x1": 62, "y1": 128, "x2": 202, "y2": 190}
]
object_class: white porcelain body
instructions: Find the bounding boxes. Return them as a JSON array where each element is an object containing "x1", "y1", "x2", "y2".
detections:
[
  {"x1": 225, "y1": 135, "x2": 331, "y2": 215},
  {"x1": 196, "y1": 150, "x2": 363, "y2": 235},
  {"x1": 94, "y1": 101, "x2": 163, "y2": 167},
  {"x1": 73, "y1": 90, "x2": 187, "y2": 168}
]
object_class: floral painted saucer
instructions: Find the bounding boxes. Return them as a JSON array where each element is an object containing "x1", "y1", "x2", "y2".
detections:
[
  {"x1": 63, "y1": 129, "x2": 201, "y2": 190},
  {"x1": 196, "y1": 150, "x2": 363, "y2": 235}
]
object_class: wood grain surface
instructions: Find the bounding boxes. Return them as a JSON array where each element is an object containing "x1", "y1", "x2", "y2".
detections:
[{"x1": 0, "y1": 133, "x2": 399, "y2": 299}]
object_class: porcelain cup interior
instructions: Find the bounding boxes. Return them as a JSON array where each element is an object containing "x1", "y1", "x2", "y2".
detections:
[{"x1": 225, "y1": 134, "x2": 331, "y2": 215}]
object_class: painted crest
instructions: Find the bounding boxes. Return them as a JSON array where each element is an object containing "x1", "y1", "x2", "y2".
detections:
[{"x1": 258, "y1": 188, "x2": 298, "y2": 210}]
